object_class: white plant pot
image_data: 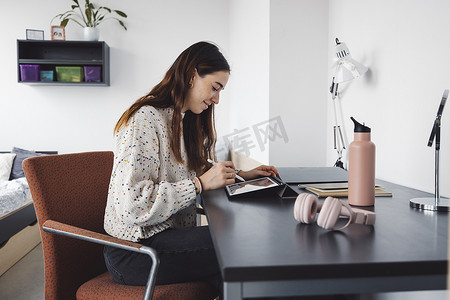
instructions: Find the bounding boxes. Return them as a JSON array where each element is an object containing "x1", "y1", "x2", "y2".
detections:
[{"x1": 83, "y1": 27, "x2": 99, "y2": 41}]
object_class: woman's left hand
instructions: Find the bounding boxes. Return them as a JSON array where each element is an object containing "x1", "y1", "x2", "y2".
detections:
[{"x1": 239, "y1": 165, "x2": 279, "y2": 181}]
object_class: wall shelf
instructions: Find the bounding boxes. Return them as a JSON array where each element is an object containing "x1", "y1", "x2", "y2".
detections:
[{"x1": 17, "y1": 40, "x2": 110, "y2": 86}]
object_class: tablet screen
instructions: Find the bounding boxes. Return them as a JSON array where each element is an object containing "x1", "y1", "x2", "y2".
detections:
[{"x1": 226, "y1": 177, "x2": 279, "y2": 196}]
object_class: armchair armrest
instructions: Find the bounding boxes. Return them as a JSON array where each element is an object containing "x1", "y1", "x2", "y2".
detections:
[{"x1": 42, "y1": 220, "x2": 158, "y2": 300}]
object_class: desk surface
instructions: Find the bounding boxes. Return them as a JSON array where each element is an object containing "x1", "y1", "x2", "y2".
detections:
[{"x1": 202, "y1": 178, "x2": 448, "y2": 297}]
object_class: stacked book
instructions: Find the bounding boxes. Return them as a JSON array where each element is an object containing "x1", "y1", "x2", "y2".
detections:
[{"x1": 298, "y1": 182, "x2": 392, "y2": 198}]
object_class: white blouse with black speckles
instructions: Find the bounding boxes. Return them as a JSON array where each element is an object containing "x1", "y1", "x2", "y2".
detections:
[{"x1": 104, "y1": 106, "x2": 197, "y2": 242}]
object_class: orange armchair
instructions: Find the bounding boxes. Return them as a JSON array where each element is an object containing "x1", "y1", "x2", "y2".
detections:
[{"x1": 23, "y1": 151, "x2": 216, "y2": 300}]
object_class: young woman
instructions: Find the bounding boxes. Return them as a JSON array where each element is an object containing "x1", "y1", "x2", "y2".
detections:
[{"x1": 103, "y1": 41, "x2": 278, "y2": 295}]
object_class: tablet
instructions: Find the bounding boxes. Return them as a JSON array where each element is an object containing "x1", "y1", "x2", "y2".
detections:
[{"x1": 226, "y1": 177, "x2": 280, "y2": 197}]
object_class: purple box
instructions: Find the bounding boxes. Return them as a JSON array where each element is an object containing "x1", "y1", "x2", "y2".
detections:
[
  {"x1": 84, "y1": 66, "x2": 102, "y2": 83},
  {"x1": 20, "y1": 64, "x2": 40, "y2": 82}
]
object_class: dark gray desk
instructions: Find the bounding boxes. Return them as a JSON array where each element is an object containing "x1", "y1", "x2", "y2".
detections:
[{"x1": 201, "y1": 179, "x2": 448, "y2": 299}]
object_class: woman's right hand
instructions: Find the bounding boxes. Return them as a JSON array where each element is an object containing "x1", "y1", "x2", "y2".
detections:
[{"x1": 199, "y1": 161, "x2": 237, "y2": 191}]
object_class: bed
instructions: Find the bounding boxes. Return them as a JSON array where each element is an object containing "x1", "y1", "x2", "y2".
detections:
[{"x1": 0, "y1": 149, "x2": 57, "y2": 275}]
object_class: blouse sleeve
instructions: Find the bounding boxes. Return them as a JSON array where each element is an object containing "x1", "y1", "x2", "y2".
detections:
[{"x1": 109, "y1": 110, "x2": 196, "y2": 227}]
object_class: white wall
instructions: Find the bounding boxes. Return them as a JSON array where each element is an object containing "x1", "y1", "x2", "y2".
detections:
[
  {"x1": 227, "y1": 0, "x2": 270, "y2": 164},
  {"x1": 2, "y1": 0, "x2": 328, "y2": 169},
  {"x1": 3, "y1": 0, "x2": 450, "y2": 195},
  {"x1": 269, "y1": 0, "x2": 329, "y2": 167},
  {"x1": 3, "y1": 0, "x2": 448, "y2": 195},
  {"x1": 1, "y1": 0, "x2": 230, "y2": 154},
  {"x1": 328, "y1": 0, "x2": 450, "y2": 197},
  {"x1": 225, "y1": 0, "x2": 329, "y2": 167}
]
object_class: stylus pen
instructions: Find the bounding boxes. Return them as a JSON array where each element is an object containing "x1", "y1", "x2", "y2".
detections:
[
  {"x1": 207, "y1": 159, "x2": 245, "y2": 181},
  {"x1": 275, "y1": 173, "x2": 286, "y2": 185}
]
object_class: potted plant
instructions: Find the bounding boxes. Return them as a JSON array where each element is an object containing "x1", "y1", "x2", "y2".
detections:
[{"x1": 52, "y1": 0, "x2": 127, "y2": 41}]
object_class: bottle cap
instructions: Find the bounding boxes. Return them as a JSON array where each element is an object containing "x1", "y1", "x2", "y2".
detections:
[{"x1": 351, "y1": 117, "x2": 371, "y2": 132}]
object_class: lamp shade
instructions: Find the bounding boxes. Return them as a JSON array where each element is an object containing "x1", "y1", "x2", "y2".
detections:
[{"x1": 333, "y1": 39, "x2": 368, "y2": 83}]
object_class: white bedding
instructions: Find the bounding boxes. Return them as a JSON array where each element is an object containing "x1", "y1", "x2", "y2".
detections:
[{"x1": 0, "y1": 178, "x2": 32, "y2": 219}]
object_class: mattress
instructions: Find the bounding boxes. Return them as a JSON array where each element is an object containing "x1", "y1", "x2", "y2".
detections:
[{"x1": 0, "y1": 177, "x2": 32, "y2": 219}]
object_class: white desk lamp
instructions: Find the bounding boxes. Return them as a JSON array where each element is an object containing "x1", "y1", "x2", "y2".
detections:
[{"x1": 329, "y1": 38, "x2": 368, "y2": 169}]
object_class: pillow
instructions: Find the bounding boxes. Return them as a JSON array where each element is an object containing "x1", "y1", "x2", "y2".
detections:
[
  {"x1": 10, "y1": 147, "x2": 44, "y2": 180},
  {"x1": 0, "y1": 153, "x2": 16, "y2": 181}
]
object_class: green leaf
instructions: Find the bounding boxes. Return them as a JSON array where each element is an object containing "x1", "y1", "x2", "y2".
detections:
[
  {"x1": 63, "y1": 11, "x2": 75, "y2": 18},
  {"x1": 119, "y1": 20, "x2": 127, "y2": 30},
  {"x1": 60, "y1": 9, "x2": 76, "y2": 17},
  {"x1": 85, "y1": 8, "x2": 92, "y2": 25},
  {"x1": 115, "y1": 10, "x2": 127, "y2": 18},
  {"x1": 61, "y1": 19, "x2": 69, "y2": 27},
  {"x1": 52, "y1": 10, "x2": 72, "y2": 24}
]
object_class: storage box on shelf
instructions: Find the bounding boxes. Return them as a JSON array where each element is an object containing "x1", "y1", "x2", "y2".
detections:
[
  {"x1": 17, "y1": 40, "x2": 109, "y2": 86},
  {"x1": 55, "y1": 66, "x2": 84, "y2": 82},
  {"x1": 40, "y1": 70, "x2": 54, "y2": 82},
  {"x1": 19, "y1": 64, "x2": 40, "y2": 82},
  {"x1": 84, "y1": 66, "x2": 102, "y2": 82}
]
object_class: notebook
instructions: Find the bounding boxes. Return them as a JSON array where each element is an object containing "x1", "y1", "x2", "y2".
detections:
[{"x1": 299, "y1": 182, "x2": 392, "y2": 198}]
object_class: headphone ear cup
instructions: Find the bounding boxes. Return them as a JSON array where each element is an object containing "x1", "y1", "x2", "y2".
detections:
[
  {"x1": 294, "y1": 193, "x2": 318, "y2": 223},
  {"x1": 316, "y1": 197, "x2": 342, "y2": 230}
]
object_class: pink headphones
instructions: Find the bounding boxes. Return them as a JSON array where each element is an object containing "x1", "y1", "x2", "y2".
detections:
[{"x1": 293, "y1": 193, "x2": 376, "y2": 230}]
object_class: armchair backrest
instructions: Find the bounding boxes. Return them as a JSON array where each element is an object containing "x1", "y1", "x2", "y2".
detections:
[{"x1": 23, "y1": 151, "x2": 114, "y2": 300}]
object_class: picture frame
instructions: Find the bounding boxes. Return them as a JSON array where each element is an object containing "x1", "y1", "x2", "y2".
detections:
[
  {"x1": 26, "y1": 29, "x2": 44, "y2": 40},
  {"x1": 51, "y1": 26, "x2": 65, "y2": 41}
]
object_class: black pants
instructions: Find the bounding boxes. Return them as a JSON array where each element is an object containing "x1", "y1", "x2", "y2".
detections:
[{"x1": 104, "y1": 226, "x2": 222, "y2": 295}]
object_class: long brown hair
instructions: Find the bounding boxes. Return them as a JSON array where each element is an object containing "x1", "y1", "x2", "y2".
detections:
[{"x1": 114, "y1": 41, "x2": 230, "y2": 174}]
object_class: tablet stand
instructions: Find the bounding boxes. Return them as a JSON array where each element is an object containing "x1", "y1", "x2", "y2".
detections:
[{"x1": 410, "y1": 90, "x2": 450, "y2": 211}]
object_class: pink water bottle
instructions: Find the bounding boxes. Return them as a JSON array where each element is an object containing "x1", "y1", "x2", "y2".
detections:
[{"x1": 348, "y1": 117, "x2": 376, "y2": 206}]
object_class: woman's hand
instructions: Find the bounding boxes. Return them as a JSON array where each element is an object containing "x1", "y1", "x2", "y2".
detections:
[
  {"x1": 199, "y1": 161, "x2": 237, "y2": 191},
  {"x1": 239, "y1": 165, "x2": 279, "y2": 181}
]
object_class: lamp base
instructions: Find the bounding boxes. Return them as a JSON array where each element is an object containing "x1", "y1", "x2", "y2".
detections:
[{"x1": 410, "y1": 197, "x2": 450, "y2": 212}]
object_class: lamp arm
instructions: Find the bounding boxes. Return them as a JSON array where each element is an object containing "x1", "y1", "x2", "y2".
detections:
[
  {"x1": 330, "y1": 77, "x2": 339, "y2": 100},
  {"x1": 435, "y1": 118, "x2": 441, "y2": 151},
  {"x1": 428, "y1": 116, "x2": 442, "y2": 149},
  {"x1": 331, "y1": 81, "x2": 347, "y2": 169}
]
